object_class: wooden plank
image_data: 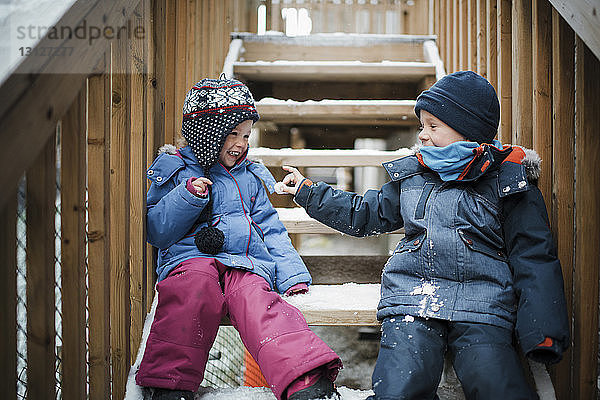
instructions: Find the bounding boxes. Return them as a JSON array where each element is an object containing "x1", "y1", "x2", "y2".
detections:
[
  {"x1": 144, "y1": 0, "x2": 158, "y2": 314},
  {"x1": 234, "y1": 61, "x2": 436, "y2": 82},
  {"x1": 276, "y1": 207, "x2": 404, "y2": 235},
  {"x1": 153, "y1": 0, "x2": 167, "y2": 148},
  {"x1": 174, "y1": 0, "x2": 187, "y2": 142},
  {"x1": 439, "y1": 0, "x2": 447, "y2": 66},
  {"x1": 468, "y1": 0, "x2": 478, "y2": 70},
  {"x1": 255, "y1": 99, "x2": 419, "y2": 126},
  {"x1": 447, "y1": 0, "x2": 454, "y2": 72},
  {"x1": 129, "y1": 1, "x2": 148, "y2": 365},
  {"x1": 547, "y1": 0, "x2": 600, "y2": 61},
  {"x1": 302, "y1": 255, "x2": 389, "y2": 285},
  {"x1": 110, "y1": 37, "x2": 132, "y2": 400},
  {"x1": 0, "y1": 0, "x2": 141, "y2": 210},
  {"x1": 511, "y1": 0, "x2": 533, "y2": 148},
  {"x1": 573, "y1": 36, "x2": 600, "y2": 400},
  {"x1": 459, "y1": 0, "x2": 468, "y2": 69},
  {"x1": 0, "y1": 195, "x2": 17, "y2": 398},
  {"x1": 476, "y1": 0, "x2": 487, "y2": 77},
  {"x1": 532, "y1": 0, "x2": 553, "y2": 212},
  {"x1": 87, "y1": 70, "x2": 111, "y2": 400},
  {"x1": 60, "y1": 86, "x2": 87, "y2": 400},
  {"x1": 26, "y1": 134, "x2": 56, "y2": 400},
  {"x1": 497, "y1": 0, "x2": 512, "y2": 143},
  {"x1": 284, "y1": 284, "x2": 380, "y2": 326},
  {"x1": 452, "y1": 0, "x2": 459, "y2": 72},
  {"x1": 164, "y1": 0, "x2": 176, "y2": 145},
  {"x1": 249, "y1": 148, "x2": 412, "y2": 167},
  {"x1": 486, "y1": 0, "x2": 498, "y2": 91},
  {"x1": 551, "y1": 9, "x2": 575, "y2": 399}
]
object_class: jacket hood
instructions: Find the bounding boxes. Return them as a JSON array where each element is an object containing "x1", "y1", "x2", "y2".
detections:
[{"x1": 409, "y1": 143, "x2": 541, "y2": 182}]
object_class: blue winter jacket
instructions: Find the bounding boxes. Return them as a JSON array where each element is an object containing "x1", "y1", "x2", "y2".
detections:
[
  {"x1": 294, "y1": 145, "x2": 569, "y2": 362},
  {"x1": 146, "y1": 145, "x2": 311, "y2": 294}
]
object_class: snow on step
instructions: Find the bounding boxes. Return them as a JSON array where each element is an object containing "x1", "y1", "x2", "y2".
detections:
[
  {"x1": 195, "y1": 386, "x2": 374, "y2": 400},
  {"x1": 275, "y1": 207, "x2": 403, "y2": 235},
  {"x1": 283, "y1": 283, "x2": 380, "y2": 326},
  {"x1": 250, "y1": 147, "x2": 411, "y2": 167},
  {"x1": 255, "y1": 98, "x2": 419, "y2": 125},
  {"x1": 233, "y1": 60, "x2": 436, "y2": 82}
]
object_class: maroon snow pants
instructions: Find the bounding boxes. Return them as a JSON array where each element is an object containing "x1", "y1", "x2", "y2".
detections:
[{"x1": 136, "y1": 257, "x2": 341, "y2": 400}]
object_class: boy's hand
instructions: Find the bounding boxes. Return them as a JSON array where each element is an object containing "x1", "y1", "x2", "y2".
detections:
[
  {"x1": 277, "y1": 166, "x2": 306, "y2": 196},
  {"x1": 191, "y1": 177, "x2": 213, "y2": 195}
]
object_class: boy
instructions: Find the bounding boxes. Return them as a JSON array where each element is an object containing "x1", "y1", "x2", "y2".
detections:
[{"x1": 279, "y1": 71, "x2": 569, "y2": 399}]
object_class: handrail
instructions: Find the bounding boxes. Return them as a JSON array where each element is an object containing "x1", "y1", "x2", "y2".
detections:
[
  {"x1": 0, "y1": 0, "x2": 141, "y2": 209},
  {"x1": 547, "y1": 0, "x2": 600, "y2": 60}
]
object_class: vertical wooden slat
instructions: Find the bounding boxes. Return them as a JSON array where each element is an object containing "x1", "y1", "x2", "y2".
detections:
[
  {"x1": 496, "y1": 0, "x2": 511, "y2": 143},
  {"x1": 551, "y1": 9, "x2": 575, "y2": 399},
  {"x1": 26, "y1": 134, "x2": 56, "y2": 400},
  {"x1": 164, "y1": 0, "x2": 177, "y2": 144},
  {"x1": 88, "y1": 66, "x2": 112, "y2": 400},
  {"x1": 486, "y1": 0, "x2": 497, "y2": 91},
  {"x1": 532, "y1": 0, "x2": 552, "y2": 211},
  {"x1": 145, "y1": 0, "x2": 159, "y2": 313},
  {"x1": 452, "y1": 0, "x2": 459, "y2": 72},
  {"x1": 439, "y1": 0, "x2": 447, "y2": 65},
  {"x1": 187, "y1": 0, "x2": 197, "y2": 83},
  {"x1": 0, "y1": 194, "x2": 17, "y2": 398},
  {"x1": 476, "y1": 0, "x2": 487, "y2": 76},
  {"x1": 154, "y1": 0, "x2": 167, "y2": 148},
  {"x1": 511, "y1": 0, "x2": 533, "y2": 147},
  {"x1": 573, "y1": 36, "x2": 600, "y2": 400},
  {"x1": 468, "y1": 0, "x2": 477, "y2": 70},
  {"x1": 110, "y1": 37, "x2": 132, "y2": 400},
  {"x1": 130, "y1": 1, "x2": 148, "y2": 362},
  {"x1": 458, "y1": 0, "x2": 467, "y2": 69},
  {"x1": 174, "y1": 0, "x2": 188, "y2": 142},
  {"x1": 60, "y1": 86, "x2": 87, "y2": 400}
]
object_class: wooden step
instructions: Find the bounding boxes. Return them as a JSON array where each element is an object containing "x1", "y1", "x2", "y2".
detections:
[
  {"x1": 249, "y1": 147, "x2": 412, "y2": 167},
  {"x1": 234, "y1": 60, "x2": 436, "y2": 82},
  {"x1": 255, "y1": 98, "x2": 419, "y2": 126},
  {"x1": 276, "y1": 207, "x2": 404, "y2": 235},
  {"x1": 283, "y1": 283, "x2": 380, "y2": 326}
]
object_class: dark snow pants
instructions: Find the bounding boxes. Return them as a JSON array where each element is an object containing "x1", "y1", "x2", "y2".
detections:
[
  {"x1": 368, "y1": 315, "x2": 538, "y2": 400},
  {"x1": 136, "y1": 257, "x2": 341, "y2": 400}
]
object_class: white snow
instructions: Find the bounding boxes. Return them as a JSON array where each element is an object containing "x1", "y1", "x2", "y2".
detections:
[
  {"x1": 195, "y1": 385, "x2": 373, "y2": 400},
  {"x1": 236, "y1": 60, "x2": 433, "y2": 67},
  {"x1": 284, "y1": 283, "x2": 380, "y2": 312}
]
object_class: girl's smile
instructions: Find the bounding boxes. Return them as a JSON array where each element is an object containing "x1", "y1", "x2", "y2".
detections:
[{"x1": 219, "y1": 119, "x2": 253, "y2": 168}]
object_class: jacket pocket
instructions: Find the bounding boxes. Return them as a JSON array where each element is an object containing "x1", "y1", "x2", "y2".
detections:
[
  {"x1": 393, "y1": 231, "x2": 426, "y2": 254},
  {"x1": 458, "y1": 229, "x2": 507, "y2": 262}
]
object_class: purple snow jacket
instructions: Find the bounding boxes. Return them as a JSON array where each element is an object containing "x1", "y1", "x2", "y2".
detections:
[{"x1": 146, "y1": 144, "x2": 311, "y2": 294}]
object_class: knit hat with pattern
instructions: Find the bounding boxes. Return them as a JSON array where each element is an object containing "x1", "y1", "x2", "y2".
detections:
[{"x1": 181, "y1": 78, "x2": 259, "y2": 168}]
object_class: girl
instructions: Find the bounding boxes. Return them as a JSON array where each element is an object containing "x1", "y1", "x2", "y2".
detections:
[{"x1": 136, "y1": 78, "x2": 342, "y2": 400}]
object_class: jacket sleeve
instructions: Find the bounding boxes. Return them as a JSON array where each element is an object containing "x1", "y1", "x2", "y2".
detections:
[
  {"x1": 250, "y1": 180, "x2": 312, "y2": 294},
  {"x1": 294, "y1": 180, "x2": 403, "y2": 237},
  {"x1": 502, "y1": 186, "x2": 570, "y2": 364},
  {"x1": 146, "y1": 158, "x2": 210, "y2": 249}
]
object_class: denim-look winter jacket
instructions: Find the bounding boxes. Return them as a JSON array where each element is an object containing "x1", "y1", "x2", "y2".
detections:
[
  {"x1": 146, "y1": 145, "x2": 311, "y2": 294},
  {"x1": 294, "y1": 145, "x2": 569, "y2": 362}
]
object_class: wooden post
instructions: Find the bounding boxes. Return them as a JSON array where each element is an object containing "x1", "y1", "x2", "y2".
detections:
[
  {"x1": 164, "y1": 0, "x2": 177, "y2": 144},
  {"x1": 87, "y1": 67, "x2": 112, "y2": 400},
  {"x1": 573, "y1": 36, "x2": 600, "y2": 400},
  {"x1": 110, "y1": 37, "x2": 132, "y2": 400},
  {"x1": 439, "y1": 0, "x2": 447, "y2": 66},
  {"x1": 174, "y1": 0, "x2": 188, "y2": 142},
  {"x1": 60, "y1": 86, "x2": 87, "y2": 400},
  {"x1": 459, "y1": 0, "x2": 468, "y2": 69},
  {"x1": 130, "y1": 1, "x2": 149, "y2": 363},
  {"x1": 486, "y1": 0, "x2": 497, "y2": 89},
  {"x1": 532, "y1": 0, "x2": 552, "y2": 211},
  {"x1": 511, "y1": 0, "x2": 532, "y2": 147},
  {"x1": 452, "y1": 0, "x2": 459, "y2": 72},
  {"x1": 476, "y1": 0, "x2": 487, "y2": 77},
  {"x1": 468, "y1": 0, "x2": 478, "y2": 70},
  {"x1": 26, "y1": 133, "x2": 56, "y2": 400},
  {"x1": 496, "y1": 0, "x2": 511, "y2": 143},
  {"x1": 0, "y1": 195, "x2": 17, "y2": 398},
  {"x1": 551, "y1": 9, "x2": 575, "y2": 399}
]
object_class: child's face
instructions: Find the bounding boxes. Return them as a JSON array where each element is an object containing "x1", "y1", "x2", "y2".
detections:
[
  {"x1": 219, "y1": 119, "x2": 253, "y2": 168},
  {"x1": 418, "y1": 110, "x2": 467, "y2": 147}
]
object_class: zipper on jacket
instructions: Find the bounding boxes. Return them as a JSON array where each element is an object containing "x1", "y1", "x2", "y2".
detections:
[{"x1": 221, "y1": 163, "x2": 255, "y2": 269}]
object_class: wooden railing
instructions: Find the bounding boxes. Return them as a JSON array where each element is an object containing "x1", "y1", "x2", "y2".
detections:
[
  {"x1": 1, "y1": 0, "x2": 598, "y2": 399},
  {"x1": 433, "y1": 0, "x2": 600, "y2": 398}
]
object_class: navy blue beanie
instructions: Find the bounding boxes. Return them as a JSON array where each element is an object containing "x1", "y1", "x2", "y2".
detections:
[{"x1": 414, "y1": 71, "x2": 500, "y2": 143}]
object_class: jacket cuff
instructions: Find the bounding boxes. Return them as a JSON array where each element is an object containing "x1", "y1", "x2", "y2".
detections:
[
  {"x1": 526, "y1": 337, "x2": 563, "y2": 365},
  {"x1": 178, "y1": 181, "x2": 210, "y2": 207},
  {"x1": 294, "y1": 179, "x2": 313, "y2": 207}
]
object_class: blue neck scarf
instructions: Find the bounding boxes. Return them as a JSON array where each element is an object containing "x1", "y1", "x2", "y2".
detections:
[{"x1": 418, "y1": 140, "x2": 503, "y2": 181}]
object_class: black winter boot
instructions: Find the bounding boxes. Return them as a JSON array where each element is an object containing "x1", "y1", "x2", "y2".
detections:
[
  {"x1": 287, "y1": 376, "x2": 340, "y2": 400},
  {"x1": 142, "y1": 387, "x2": 194, "y2": 400}
]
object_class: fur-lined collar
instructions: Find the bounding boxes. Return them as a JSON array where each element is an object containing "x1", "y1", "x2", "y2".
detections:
[{"x1": 409, "y1": 143, "x2": 541, "y2": 182}]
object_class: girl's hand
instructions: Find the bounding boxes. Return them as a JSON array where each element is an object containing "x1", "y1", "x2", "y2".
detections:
[
  {"x1": 191, "y1": 177, "x2": 213, "y2": 195},
  {"x1": 278, "y1": 166, "x2": 306, "y2": 196}
]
